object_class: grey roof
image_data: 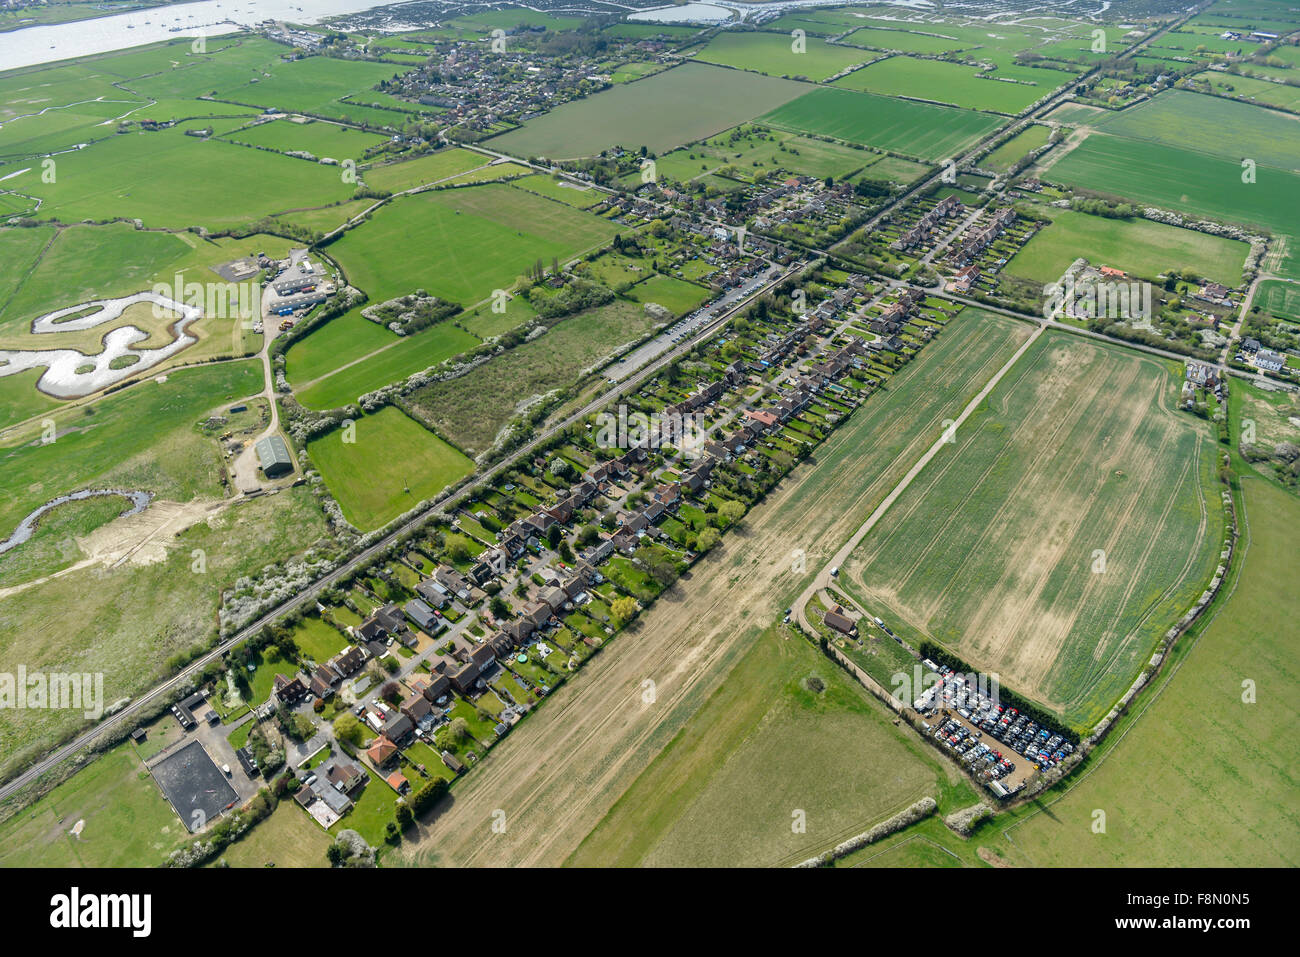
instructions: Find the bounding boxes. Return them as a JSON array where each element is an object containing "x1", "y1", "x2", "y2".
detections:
[{"x1": 255, "y1": 434, "x2": 293, "y2": 475}]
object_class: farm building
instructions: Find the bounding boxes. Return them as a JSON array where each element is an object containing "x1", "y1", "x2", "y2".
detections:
[{"x1": 255, "y1": 434, "x2": 294, "y2": 478}]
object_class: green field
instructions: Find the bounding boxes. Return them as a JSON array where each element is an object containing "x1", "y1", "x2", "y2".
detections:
[
  {"x1": 569, "y1": 627, "x2": 951, "y2": 866},
  {"x1": 1006, "y1": 208, "x2": 1249, "y2": 286},
  {"x1": 1255, "y1": 279, "x2": 1300, "y2": 321},
  {"x1": 0, "y1": 360, "x2": 263, "y2": 532},
  {"x1": 1049, "y1": 132, "x2": 1300, "y2": 240},
  {"x1": 983, "y1": 123, "x2": 1050, "y2": 171},
  {"x1": 998, "y1": 478, "x2": 1299, "y2": 865},
  {"x1": 761, "y1": 87, "x2": 1002, "y2": 162},
  {"x1": 293, "y1": 323, "x2": 481, "y2": 411},
  {"x1": 1203, "y1": 70, "x2": 1300, "y2": 113},
  {"x1": 643, "y1": 124, "x2": 877, "y2": 187},
  {"x1": 1091, "y1": 89, "x2": 1300, "y2": 171},
  {"x1": 4, "y1": 126, "x2": 354, "y2": 229},
  {"x1": 307, "y1": 405, "x2": 475, "y2": 530},
  {"x1": 692, "y1": 30, "x2": 870, "y2": 81},
  {"x1": 326, "y1": 183, "x2": 620, "y2": 306},
  {"x1": 362, "y1": 148, "x2": 489, "y2": 193},
  {"x1": 0, "y1": 744, "x2": 180, "y2": 867},
  {"x1": 628, "y1": 275, "x2": 710, "y2": 315},
  {"x1": 214, "y1": 802, "x2": 332, "y2": 868},
  {"x1": 835, "y1": 55, "x2": 1072, "y2": 114},
  {"x1": 489, "y1": 63, "x2": 807, "y2": 159},
  {"x1": 223, "y1": 117, "x2": 387, "y2": 160},
  {"x1": 841, "y1": 331, "x2": 1223, "y2": 728}
]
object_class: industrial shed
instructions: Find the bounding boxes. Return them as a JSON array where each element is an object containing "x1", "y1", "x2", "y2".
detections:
[{"x1": 255, "y1": 434, "x2": 294, "y2": 478}]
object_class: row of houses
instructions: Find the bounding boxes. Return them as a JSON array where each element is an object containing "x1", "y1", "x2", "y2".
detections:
[
  {"x1": 891, "y1": 195, "x2": 965, "y2": 251},
  {"x1": 952, "y1": 208, "x2": 1016, "y2": 266}
]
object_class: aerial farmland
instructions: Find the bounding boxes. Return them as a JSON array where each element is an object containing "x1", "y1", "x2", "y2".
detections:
[{"x1": 0, "y1": 0, "x2": 1294, "y2": 900}]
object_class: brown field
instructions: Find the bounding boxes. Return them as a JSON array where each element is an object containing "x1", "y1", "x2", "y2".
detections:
[{"x1": 841, "y1": 335, "x2": 1221, "y2": 726}]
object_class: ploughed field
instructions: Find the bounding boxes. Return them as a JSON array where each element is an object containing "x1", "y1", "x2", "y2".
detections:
[{"x1": 840, "y1": 333, "x2": 1223, "y2": 728}]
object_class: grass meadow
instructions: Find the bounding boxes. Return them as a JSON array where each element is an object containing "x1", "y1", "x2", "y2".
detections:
[
  {"x1": 1005, "y1": 208, "x2": 1250, "y2": 286},
  {"x1": 325, "y1": 183, "x2": 620, "y2": 306},
  {"x1": 692, "y1": 30, "x2": 871, "y2": 81},
  {"x1": 404, "y1": 298, "x2": 663, "y2": 456},
  {"x1": 569, "y1": 627, "x2": 954, "y2": 867},
  {"x1": 307, "y1": 405, "x2": 474, "y2": 530},
  {"x1": 0, "y1": 488, "x2": 330, "y2": 781},
  {"x1": 0, "y1": 744, "x2": 180, "y2": 867}
]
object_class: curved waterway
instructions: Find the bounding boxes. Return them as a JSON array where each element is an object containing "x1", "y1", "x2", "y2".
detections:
[{"x1": 0, "y1": 489, "x2": 152, "y2": 556}]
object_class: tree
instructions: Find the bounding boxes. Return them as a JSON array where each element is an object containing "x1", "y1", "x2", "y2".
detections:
[
  {"x1": 716, "y1": 499, "x2": 746, "y2": 527},
  {"x1": 558, "y1": 540, "x2": 575, "y2": 563},
  {"x1": 547, "y1": 524, "x2": 563, "y2": 549},
  {"x1": 490, "y1": 596, "x2": 510, "y2": 619},
  {"x1": 610, "y1": 596, "x2": 638, "y2": 626},
  {"x1": 447, "y1": 538, "x2": 470, "y2": 564},
  {"x1": 647, "y1": 555, "x2": 678, "y2": 588},
  {"x1": 695, "y1": 526, "x2": 720, "y2": 552},
  {"x1": 448, "y1": 717, "x2": 469, "y2": 741},
  {"x1": 381, "y1": 681, "x2": 402, "y2": 705},
  {"x1": 334, "y1": 712, "x2": 365, "y2": 747},
  {"x1": 326, "y1": 841, "x2": 347, "y2": 865}
]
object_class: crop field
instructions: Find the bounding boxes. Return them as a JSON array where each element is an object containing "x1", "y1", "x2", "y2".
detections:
[
  {"x1": 2, "y1": 127, "x2": 354, "y2": 229},
  {"x1": 362, "y1": 148, "x2": 488, "y2": 193},
  {"x1": 760, "y1": 87, "x2": 1002, "y2": 162},
  {"x1": 835, "y1": 55, "x2": 1070, "y2": 114},
  {"x1": 405, "y1": 299, "x2": 661, "y2": 456},
  {"x1": 222, "y1": 117, "x2": 387, "y2": 160},
  {"x1": 569, "y1": 627, "x2": 947, "y2": 867},
  {"x1": 691, "y1": 30, "x2": 870, "y2": 81},
  {"x1": 840, "y1": 333, "x2": 1223, "y2": 728},
  {"x1": 489, "y1": 63, "x2": 807, "y2": 159},
  {"x1": 325, "y1": 183, "x2": 619, "y2": 306},
  {"x1": 1255, "y1": 279, "x2": 1300, "y2": 322},
  {"x1": 306, "y1": 405, "x2": 475, "y2": 530},
  {"x1": 1049, "y1": 133, "x2": 1300, "y2": 241},
  {"x1": 998, "y1": 478, "x2": 1299, "y2": 866},
  {"x1": 983, "y1": 123, "x2": 1050, "y2": 171},
  {"x1": 1005, "y1": 208, "x2": 1249, "y2": 286},
  {"x1": 1090, "y1": 90, "x2": 1300, "y2": 171},
  {"x1": 0, "y1": 744, "x2": 180, "y2": 868}
]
